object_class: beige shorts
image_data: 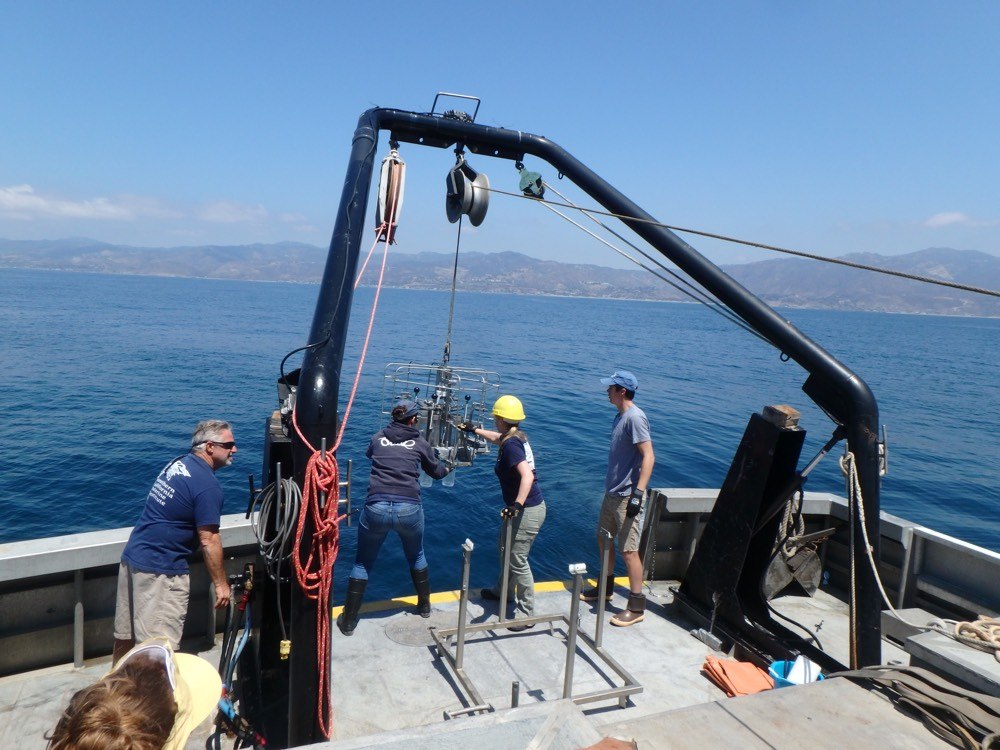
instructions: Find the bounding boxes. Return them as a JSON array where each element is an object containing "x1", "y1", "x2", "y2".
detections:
[
  {"x1": 598, "y1": 492, "x2": 643, "y2": 553},
  {"x1": 114, "y1": 562, "x2": 189, "y2": 648}
]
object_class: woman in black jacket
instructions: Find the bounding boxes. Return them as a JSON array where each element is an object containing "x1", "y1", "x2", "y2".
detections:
[{"x1": 337, "y1": 400, "x2": 451, "y2": 636}]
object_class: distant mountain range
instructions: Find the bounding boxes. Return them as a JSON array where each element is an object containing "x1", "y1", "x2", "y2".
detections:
[{"x1": 1, "y1": 238, "x2": 998, "y2": 317}]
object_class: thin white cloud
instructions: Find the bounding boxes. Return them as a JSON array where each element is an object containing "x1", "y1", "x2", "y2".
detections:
[
  {"x1": 924, "y1": 211, "x2": 971, "y2": 228},
  {"x1": 0, "y1": 184, "x2": 180, "y2": 221},
  {"x1": 118, "y1": 195, "x2": 183, "y2": 220},
  {"x1": 919, "y1": 211, "x2": 999, "y2": 229},
  {"x1": 277, "y1": 212, "x2": 319, "y2": 234},
  {"x1": 0, "y1": 184, "x2": 315, "y2": 240},
  {"x1": 197, "y1": 201, "x2": 269, "y2": 223},
  {"x1": 0, "y1": 184, "x2": 129, "y2": 220}
]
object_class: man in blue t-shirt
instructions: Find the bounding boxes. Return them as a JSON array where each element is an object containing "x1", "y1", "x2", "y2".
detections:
[
  {"x1": 113, "y1": 420, "x2": 236, "y2": 662},
  {"x1": 581, "y1": 370, "x2": 655, "y2": 627}
]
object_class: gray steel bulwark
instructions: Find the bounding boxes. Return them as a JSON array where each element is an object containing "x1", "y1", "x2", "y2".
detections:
[{"x1": 295, "y1": 106, "x2": 882, "y2": 667}]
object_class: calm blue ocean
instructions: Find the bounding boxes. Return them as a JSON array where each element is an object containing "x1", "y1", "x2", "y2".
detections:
[{"x1": 1, "y1": 269, "x2": 997, "y2": 603}]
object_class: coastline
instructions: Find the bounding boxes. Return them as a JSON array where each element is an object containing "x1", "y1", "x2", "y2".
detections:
[{"x1": 2, "y1": 266, "x2": 998, "y2": 319}]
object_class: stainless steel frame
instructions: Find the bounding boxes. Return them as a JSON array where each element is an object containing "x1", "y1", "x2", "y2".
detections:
[{"x1": 429, "y1": 527, "x2": 643, "y2": 718}]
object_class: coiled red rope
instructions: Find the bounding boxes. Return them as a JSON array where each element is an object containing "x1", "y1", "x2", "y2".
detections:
[{"x1": 290, "y1": 443, "x2": 341, "y2": 738}]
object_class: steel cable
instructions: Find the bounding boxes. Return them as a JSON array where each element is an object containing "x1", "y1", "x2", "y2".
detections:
[
  {"x1": 537, "y1": 181, "x2": 773, "y2": 344},
  {"x1": 484, "y1": 185, "x2": 1000, "y2": 299}
]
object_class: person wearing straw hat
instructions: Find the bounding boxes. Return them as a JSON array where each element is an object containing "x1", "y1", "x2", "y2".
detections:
[
  {"x1": 461, "y1": 395, "x2": 547, "y2": 632},
  {"x1": 46, "y1": 637, "x2": 222, "y2": 750}
]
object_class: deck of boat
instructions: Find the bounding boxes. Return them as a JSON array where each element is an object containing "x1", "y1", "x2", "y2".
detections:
[{"x1": 2, "y1": 577, "x2": 953, "y2": 749}]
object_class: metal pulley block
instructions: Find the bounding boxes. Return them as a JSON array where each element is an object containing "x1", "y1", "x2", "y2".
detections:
[
  {"x1": 446, "y1": 155, "x2": 489, "y2": 226},
  {"x1": 375, "y1": 148, "x2": 406, "y2": 243},
  {"x1": 517, "y1": 162, "x2": 544, "y2": 198}
]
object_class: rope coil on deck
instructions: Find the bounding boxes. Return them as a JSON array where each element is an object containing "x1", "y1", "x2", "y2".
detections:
[{"x1": 928, "y1": 617, "x2": 1000, "y2": 664}]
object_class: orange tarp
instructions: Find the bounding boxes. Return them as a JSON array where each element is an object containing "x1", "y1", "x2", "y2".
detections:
[{"x1": 701, "y1": 654, "x2": 774, "y2": 697}]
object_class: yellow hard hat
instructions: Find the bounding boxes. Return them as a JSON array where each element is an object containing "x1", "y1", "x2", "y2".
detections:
[{"x1": 492, "y1": 395, "x2": 526, "y2": 422}]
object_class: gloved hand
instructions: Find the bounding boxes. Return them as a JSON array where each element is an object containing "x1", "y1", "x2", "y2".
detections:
[
  {"x1": 500, "y1": 504, "x2": 523, "y2": 521},
  {"x1": 457, "y1": 421, "x2": 477, "y2": 433},
  {"x1": 626, "y1": 488, "x2": 645, "y2": 518}
]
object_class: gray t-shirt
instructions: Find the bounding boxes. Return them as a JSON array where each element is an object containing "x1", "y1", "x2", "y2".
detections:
[{"x1": 605, "y1": 405, "x2": 652, "y2": 495}]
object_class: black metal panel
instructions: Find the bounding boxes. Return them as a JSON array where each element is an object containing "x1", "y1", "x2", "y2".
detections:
[
  {"x1": 679, "y1": 414, "x2": 804, "y2": 619},
  {"x1": 675, "y1": 413, "x2": 845, "y2": 672}
]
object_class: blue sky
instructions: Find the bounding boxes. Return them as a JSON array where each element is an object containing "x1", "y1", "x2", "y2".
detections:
[{"x1": 2, "y1": 2, "x2": 998, "y2": 267}]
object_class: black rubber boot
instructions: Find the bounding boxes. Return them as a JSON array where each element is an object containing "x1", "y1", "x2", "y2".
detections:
[
  {"x1": 337, "y1": 577, "x2": 367, "y2": 636},
  {"x1": 580, "y1": 575, "x2": 616, "y2": 602},
  {"x1": 610, "y1": 592, "x2": 646, "y2": 627},
  {"x1": 411, "y1": 567, "x2": 432, "y2": 618}
]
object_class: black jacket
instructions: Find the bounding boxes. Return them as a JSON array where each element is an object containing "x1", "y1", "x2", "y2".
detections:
[{"x1": 365, "y1": 421, "x2": 448, "y2": 500}]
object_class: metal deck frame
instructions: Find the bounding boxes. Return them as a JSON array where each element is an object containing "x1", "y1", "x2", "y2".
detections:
[{"x1": 428, "y1": 532, "x2": 643, "y2": 718}]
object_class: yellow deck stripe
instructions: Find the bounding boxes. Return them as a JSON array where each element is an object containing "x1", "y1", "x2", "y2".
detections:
[{"x1": 331, "y1": 577, "x2": 630, "y2": 616}]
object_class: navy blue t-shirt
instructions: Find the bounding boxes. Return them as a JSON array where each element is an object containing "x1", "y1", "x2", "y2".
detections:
[
  {"x1": 494, "y1": 435, "x2": 544, "y2": 507},
  {"x1": 121, "y1": 453, "x2": 223, "y2": 575}
]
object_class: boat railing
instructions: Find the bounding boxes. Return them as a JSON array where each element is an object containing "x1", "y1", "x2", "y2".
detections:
[
  {"x1": 901, "y1": 526, "x2": 1000, "y2": 618},
  {"x1": 645, "y1": 489, "x2": 1000, "y2": 619},
  {"x1": 2, "y1": 495, "x2": 998, "y2": 678},
  {"x1": 0, "y1": 513, "x2": 258, "y2": 676}
]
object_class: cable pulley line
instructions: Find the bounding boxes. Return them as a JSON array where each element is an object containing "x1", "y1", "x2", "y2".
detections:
[
  {"x1": 442, "y1": 147, "x2": 487, "y2": 364},
  {"x1": 538, "y1": 180, "x2": 772, "y2": 346},
  {"x1": 485, "y1": 185, "x2": 1000, "y2": 300},
  {"x1": 443, "y1": 215, "x2": 462, "y2": 365}
]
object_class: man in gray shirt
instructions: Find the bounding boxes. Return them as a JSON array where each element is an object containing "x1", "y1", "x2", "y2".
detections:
[{"x1": 581, "y1": 370, "x2": 655, "y2": 626}]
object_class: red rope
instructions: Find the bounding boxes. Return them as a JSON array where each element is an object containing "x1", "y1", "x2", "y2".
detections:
[
  {"x1": 353, "y1": 235, "x2": 379, "y2": 290},
  {"x1": 288, "y1": 189, "x2": 398, "y2": 738},
  {"x1": 290, "y1": 440, "x2": 342, "y2": 738},
  {"x1": 333, "y1": 230, "x2": 391, "y2": 453}
]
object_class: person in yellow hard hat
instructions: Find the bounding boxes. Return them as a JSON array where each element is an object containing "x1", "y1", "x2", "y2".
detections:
[{"x1": 459, "y1": 395, "x2": 546, "y2": 631}]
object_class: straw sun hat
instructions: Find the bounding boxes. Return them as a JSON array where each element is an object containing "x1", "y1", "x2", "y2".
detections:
[{"x1": 108, "y1": 638, "x2": 222, "y2": 750}]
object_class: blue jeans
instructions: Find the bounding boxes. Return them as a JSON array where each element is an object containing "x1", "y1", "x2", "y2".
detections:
[{"x1": 350, "y1": 496, "x2": 427, "y2": 580}]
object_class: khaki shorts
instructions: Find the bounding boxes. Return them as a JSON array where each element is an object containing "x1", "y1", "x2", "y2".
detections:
[
  {"x1": 114, "y1": 562, "x2": 189, "y2": 648},
  {"x1": 598, "y1": 492, "x2": 643, "y2": 553}
]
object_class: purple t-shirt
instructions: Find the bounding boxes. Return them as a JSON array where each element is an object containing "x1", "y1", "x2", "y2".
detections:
[{"x1": 121, "y1": 453, "x2": 223, "y2": 574}]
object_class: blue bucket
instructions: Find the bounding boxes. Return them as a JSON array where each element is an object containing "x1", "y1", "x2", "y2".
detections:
[{"x1": 768, "y1": 660, "x2": 825, "y2": 688}]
